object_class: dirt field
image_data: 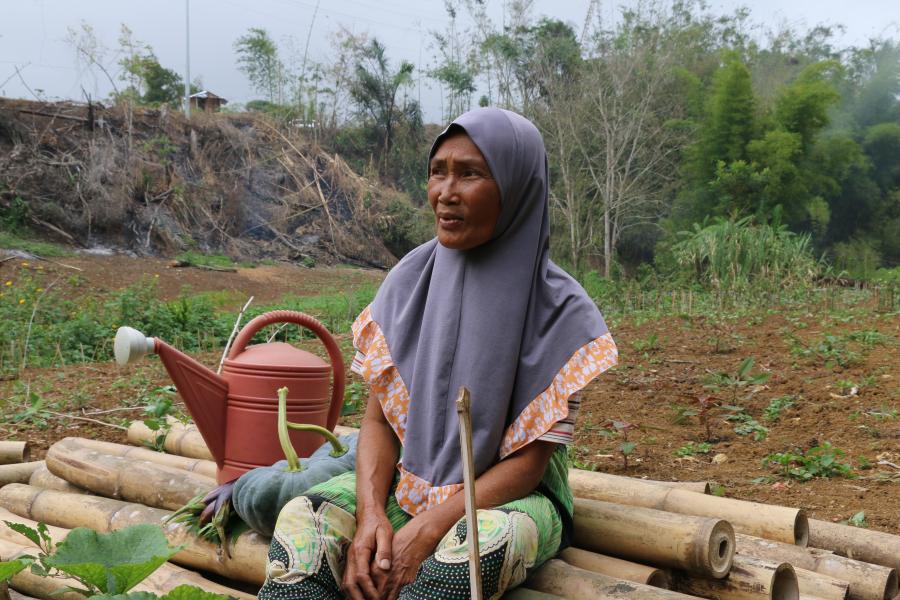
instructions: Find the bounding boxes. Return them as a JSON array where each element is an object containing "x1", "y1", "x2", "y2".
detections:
[{"x1": 1, "y1": 254, "x2": 897, "y2": 534}]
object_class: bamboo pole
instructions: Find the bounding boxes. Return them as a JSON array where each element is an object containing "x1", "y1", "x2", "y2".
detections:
[
  {"x1": 0, "y1": 507, "x2": 255, "y2": 600},
  {"x1": 0, "y1": 484, "x2": 268, "y2": 585},
  {"x1": 0, "y1": 538, "x2": 86, "y2": 600},
  {"x1": 672, "y1": 556, "x2": 799, "y2": 600},
  {"x1": 128, "y1": 418, "x2": 359, "y2": 460},
  {"x1": 55, "y1": 437, "x2": 217, "y2": 479},
  {"x1": 0, "y1": 442, "x2": 29, "y2": 465},
  {"x1": 793, "y1": 568, "x2": 849, "y2": 600},
  {"x1": 808, "y1": 519, "x2": 900, "y2": 573},
  {"x1": 0, "y1": 462, "x2": 42, "y2": 487},
  {"x1": 735, "y1": 533, "x2": 898, "y2": 600},
  {"x1": 28, "y1": 464, "x2": 90, "y2": 494},
  {"x1": 559, "y1": 547, "x2": 670, "y2": 588},
  {"x1": 572, "y1": 497, "x2": 734, "y2": 578},
  {"x1": 527, "y1": 560, "x2": 698, "y2": 600},
  {"x1": 569, "y1": 469, "x2": 808, "y2": 545},
  {"x1": 45, "y1": 442, "x2": 215, "y2": 511},
  {"x1": 455, "y1": 387, "x2": 483, "y2": 600},
  {"x1": 127, "y1": 419, "x2": 213, "y2": 461}
]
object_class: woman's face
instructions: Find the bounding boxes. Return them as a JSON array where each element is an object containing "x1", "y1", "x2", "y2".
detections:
[{"x1": 428, "y1": 132, "x2": 501, "y2": 251}]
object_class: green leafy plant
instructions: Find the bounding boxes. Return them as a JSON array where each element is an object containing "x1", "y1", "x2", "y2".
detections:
[
  {"x1": 341, "y1": 381, "x2": 365, "y2": 416},
  {"x1": 604, "y1": 420, "x2": 638, "y2": 470},
  {"x1": 763, "y1": 442, "x2": 854, "y2": 481},
  {"x1": 675, "y1": 442, "x2": 712, "y2": 457},
  {"x1": 704, "y1": 356, "x2": 771, "y2": 404},
  {"x1": 631, "y1": 334, "x2": 660, "y2": 354},
  {"x1": 763, "y1": 396, "x2": 795, "y2": 421},
  {"x1": 840, "y1": 511, "x2": 867, "y2": 528},
  {"x1": 723, "y1": 406, "x2": 769, "y2": 441},
  {"x1": 0, "y1": 522, "x2": 223, "y2": 600},
  {"x1": 140, "y1": 386, "x2": 178, "y2": 452},
  {"x1": 792, "y1": 335, "x2": 860, "y2": 368}
]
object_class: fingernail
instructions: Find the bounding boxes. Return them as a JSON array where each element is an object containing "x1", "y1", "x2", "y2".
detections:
[{"x1": 379, "y1": 559, "x2": 391, "y2": 570}]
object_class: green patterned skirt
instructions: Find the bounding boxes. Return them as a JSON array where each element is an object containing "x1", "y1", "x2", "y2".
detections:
[{"x1": 258, "y1": 466, "x2": 567, "y2": 600}]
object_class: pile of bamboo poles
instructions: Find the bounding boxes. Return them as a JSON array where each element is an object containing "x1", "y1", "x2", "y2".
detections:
[{"x1": 0, "y1": 422, "x2": 896, "y2": 600}]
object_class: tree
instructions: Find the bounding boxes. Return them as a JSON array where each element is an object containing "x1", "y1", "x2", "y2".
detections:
[
  {"x1": 348, "y1": 38, "x2": 416, "y2": 169},
  {"x1": 235, "y1": 28, "x2": 285, "y2": 104}
]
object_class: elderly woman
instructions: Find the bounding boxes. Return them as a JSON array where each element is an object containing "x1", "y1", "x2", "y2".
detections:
[{"x1": 258, "y1": 108, "x2": 617, "y2": 600}]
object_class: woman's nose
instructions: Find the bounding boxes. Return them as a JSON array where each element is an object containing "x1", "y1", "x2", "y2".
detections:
[{"x1": 437, "y1": 175, "x2": 460, "y2": 204}]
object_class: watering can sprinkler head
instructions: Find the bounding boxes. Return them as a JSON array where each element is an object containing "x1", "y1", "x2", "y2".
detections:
[{"x1": 114, "y1": 326, "x2": 155, "y2": 366}]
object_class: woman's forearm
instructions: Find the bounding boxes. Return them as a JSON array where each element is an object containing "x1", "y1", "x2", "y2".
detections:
[
  {"x1": 416, "y1": 440, "x2": 558, "y2": 540},
  {"x1": 355, "y1": 397, "x2": 400, "y2": 517}
]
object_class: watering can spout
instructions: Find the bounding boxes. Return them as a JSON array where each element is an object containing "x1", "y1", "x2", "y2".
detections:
[{"x1": 114, "y1": 327, "x2": 229, "y2": 467}]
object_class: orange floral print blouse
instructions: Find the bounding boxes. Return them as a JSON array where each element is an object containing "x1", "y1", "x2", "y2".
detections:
[{"x1": 350, "y1": 304, "x2": 618, "y2": 515}]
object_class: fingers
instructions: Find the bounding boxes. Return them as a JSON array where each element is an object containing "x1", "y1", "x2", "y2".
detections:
[
  {"x1": 374, "y1": 523, "x2": 393, "y2": 570},
  {"x1": 342, "y1": 543, "x2": 380, "y2": 600}
]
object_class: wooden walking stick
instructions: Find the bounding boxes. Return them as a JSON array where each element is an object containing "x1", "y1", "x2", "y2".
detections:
[{"x1": 456, "y1": 386, "x2": 483, "y2": 600}]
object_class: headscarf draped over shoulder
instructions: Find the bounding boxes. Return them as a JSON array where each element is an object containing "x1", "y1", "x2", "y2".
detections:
[{"x1": 355, "y1": 107, "x2": 616, "y2": 513}]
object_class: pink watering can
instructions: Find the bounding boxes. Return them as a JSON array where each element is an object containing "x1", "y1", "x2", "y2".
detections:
[{"x1": 114, "y1": 311, "x2": 345, "y2": 484}]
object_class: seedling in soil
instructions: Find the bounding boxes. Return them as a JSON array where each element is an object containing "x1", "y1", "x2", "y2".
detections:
[
  {"x1": 704, "y1": 356, "x2": 770, "y2": 404},
  {"x1": 841, "y1": 511, "x2": 867, "y2": 528},
  {"x1": 792, "y1": 335, "x2": 860, "y2": 368},
  {"x1": 631, "y1": 334, "x2": 660, "y2": 354},
  {"x1": 604, "y1": 420, "x2": 638, "y2": 470},
  {"x1": 723, "y1": 407, "x2": 769, "y2": 441},
  {"x1": 762, "y1": 442, "x2": 854, "y2": 481},
  {"x1": 140, "y1": 385, "x2": 178, "y2": 451},
  {"x1": 675, "y1": 442, "x2": 712, "y2": 457},
  {"x1": 763, "y1": 396, "x2": 795, "y2": 422}
]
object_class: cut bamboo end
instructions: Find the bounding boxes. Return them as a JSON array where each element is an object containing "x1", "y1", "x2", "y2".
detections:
[
  {"x1": 527, "y1": 559, "x2": 697, "y2": 600},
  {"x1": 0, "y1": 461, "x2": 42, "y2": 487},
  {"x1": 736, "y1": 532, "x2": 898, "y2": 600},
  {"x1": 569, "y1": 469, "x2": 808, "y2": 546},
  {"x1": 808, "y1": 518, "x2": 900, "y2": 573},
  {"x1": 559, "y1": 547, "x2": 671, "y2": 588},
  {"x1": 674, "y1": 556, "x2": 799, "y2": 600},
  {"x1": 573, "y1": 497, "x2": 735, "y2": 578},
  {"x1": 0, "y1": 442, "x2": 29, "y2": 465}
]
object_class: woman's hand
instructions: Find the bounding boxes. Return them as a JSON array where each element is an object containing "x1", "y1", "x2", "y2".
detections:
[
  {"x1": 342, "y1": 509, "x2": 394, "y2": 600},
  {"x1": 377, "y1": 512, "x2": 446, "y2": 600}
]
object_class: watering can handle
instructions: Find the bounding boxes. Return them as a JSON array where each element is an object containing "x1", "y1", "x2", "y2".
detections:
[{"x1": 228, "y1": 310, "x2": 346, "y2": 432}]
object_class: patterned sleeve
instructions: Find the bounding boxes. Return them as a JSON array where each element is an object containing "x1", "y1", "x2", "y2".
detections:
[{"x1": 536, "y1": 391, "x2": 581, "y2": 445}]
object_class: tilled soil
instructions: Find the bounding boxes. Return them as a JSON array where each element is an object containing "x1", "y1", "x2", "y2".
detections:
[{"x1": 1, "y1": 255, "x2": 897, "y2": 534}]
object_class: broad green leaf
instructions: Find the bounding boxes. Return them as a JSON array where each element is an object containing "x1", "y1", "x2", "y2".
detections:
[
  {"x1": 737, "y1": 357, "x2": 755, "y2": 379},
  {"x1": 4, "y1": 521, "x2": 41, "y2": 548},
  {"x1": 160, "y1": 584, "x2": 232, "y2": 600},
  {"x1": 619, "y1": 442, "x2": 637, "y2": 455},
  {"x1": 0, "y1": 559, "x2": 28, "y2": 582},
  {"x1": 45, "y1": 525, "x2": 179, "y2": 594},
  {"x1": 89, "y1": 593, "x2": 157, "y2": 600}
]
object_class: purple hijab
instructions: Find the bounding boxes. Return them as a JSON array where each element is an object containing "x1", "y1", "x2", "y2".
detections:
[{"x1": 371, "y1": 107, "x2": 609, "y2": 488}]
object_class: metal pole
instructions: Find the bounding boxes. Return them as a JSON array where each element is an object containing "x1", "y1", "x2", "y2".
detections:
[{"x1": 184, "y1": 0, "x2": 191, "y2": 118}]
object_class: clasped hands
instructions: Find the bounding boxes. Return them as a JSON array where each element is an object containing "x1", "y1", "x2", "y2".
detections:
[{"x1": 342, "y1": 509, "x2": 445, "y2": 600}]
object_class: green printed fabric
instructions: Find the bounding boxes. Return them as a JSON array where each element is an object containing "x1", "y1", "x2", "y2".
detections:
[{"x1": 258, "y1": 465, "x2": 566, "y2": 600}]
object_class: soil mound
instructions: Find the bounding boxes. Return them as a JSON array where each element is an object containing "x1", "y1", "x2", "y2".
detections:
[{"x1": 0, "y1": 97, "x2": 409, "y2": 268}]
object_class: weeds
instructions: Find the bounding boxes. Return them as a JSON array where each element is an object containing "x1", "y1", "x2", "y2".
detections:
[
  {"x1": 724, "y1": 408, "x2": 769, "y2": 441},
  {"x1": 342, "y1": 381, "x2": 365, "y2": 416},
  {"x1": 763, "y1": 442, "x2": 854, "y2": 480},
  {"x1": 675, "y1": 442, "x2": 712, "y2": 457},
  {"x1": 631, "y1": 334, "x2": 660, "y2": 354},
  {"x1": 140, "y1": 385, "x2": 178, "y2": 451},
  {"x1": 763, "y1": 396, "x2": 795, "y2": 421}
]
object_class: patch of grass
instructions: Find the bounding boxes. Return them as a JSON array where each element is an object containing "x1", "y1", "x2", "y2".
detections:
[
  {"x1": 675, "y1": 441, "x2": 712, "y2": 457},
  {"x1": 175, "y1": 251, "x2": 254, "y2": 269},
  {"x1": 0, "y1": 231, "x2": 72, "y2": 256}
]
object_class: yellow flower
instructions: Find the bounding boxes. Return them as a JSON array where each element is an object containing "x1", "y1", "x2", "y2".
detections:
[
  {"x1": 154, "y1": 273, "x2": 160, "y2": 278},
  {"x1": 36, "y1": 288, "x2": 44, "y2": 292},
  {"x1": 4, "y1": 281, "x2": 11, "y2": 287},
  {"x1": 19, "y1": 299, "x2": 25, "y2": 304}
]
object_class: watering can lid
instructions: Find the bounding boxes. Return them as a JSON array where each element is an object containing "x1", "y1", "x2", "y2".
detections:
[{"x1": 225, "y1": 342, "x2": 330, "y2": 372}]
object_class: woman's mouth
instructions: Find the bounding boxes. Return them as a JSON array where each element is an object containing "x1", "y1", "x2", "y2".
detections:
[{"x1": 438, "y1": 216, "x2": 464, "y2": 230}]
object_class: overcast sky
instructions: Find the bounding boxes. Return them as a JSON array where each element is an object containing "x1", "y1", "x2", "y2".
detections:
[{"x1": 1, "y1": 0, "x2": 897, "y2": 123}]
